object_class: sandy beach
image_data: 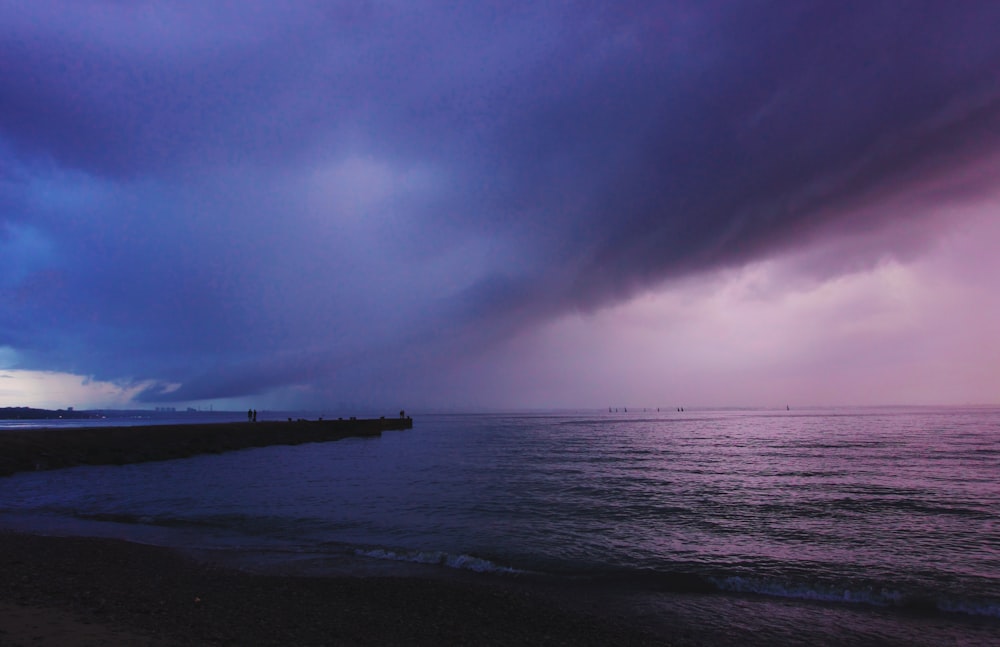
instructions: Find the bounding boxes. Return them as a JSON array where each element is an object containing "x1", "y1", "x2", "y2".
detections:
[{"x1": 0, "y1": 531, "x2": 663, "y2": 646}]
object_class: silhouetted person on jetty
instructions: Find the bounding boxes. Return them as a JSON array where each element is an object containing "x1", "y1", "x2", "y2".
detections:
[
  {"x1": 400, "y1": 409, "x2": 406, "y2": 419},
  {"x1": 252, "y1": 409, "x2": 257, "y2": 422},
  {"x1": 247, "y1": 409, "x2": 252, "y2": 422}
]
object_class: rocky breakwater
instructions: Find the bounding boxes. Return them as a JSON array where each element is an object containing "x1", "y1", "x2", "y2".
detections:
[{"x1": 0, "y1": 417, "x2": 413, "y2": 477}]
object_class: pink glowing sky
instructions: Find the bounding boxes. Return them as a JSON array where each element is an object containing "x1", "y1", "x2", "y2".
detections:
[{"x1": 445, "y1": 195, "x2": 1000, "y2": 409}]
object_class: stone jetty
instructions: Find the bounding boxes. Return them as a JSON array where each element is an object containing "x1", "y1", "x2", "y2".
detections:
[{"x1": 0, "y1": 417, "x2": 413, "y2": 477}]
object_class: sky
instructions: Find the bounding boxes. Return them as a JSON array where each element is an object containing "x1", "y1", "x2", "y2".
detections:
[{"x1": 2, "y1": 1, "x2": 999, "y2": 411}]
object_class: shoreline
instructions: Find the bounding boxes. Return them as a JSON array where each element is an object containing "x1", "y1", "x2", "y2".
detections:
[
  {"x1": 0, "y1": 530, "x2": 662, "y2": 646},
  {"x1": 0, "y1": 418, "x2": 412, "y2": 477},
  {"x1": 3, "y1": 531, "x2": 994, "y2": 647}
]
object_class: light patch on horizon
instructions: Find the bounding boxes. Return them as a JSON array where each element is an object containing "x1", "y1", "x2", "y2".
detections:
[{"x1": 0, "y1": 370, "x2": 160, "y2": 409}]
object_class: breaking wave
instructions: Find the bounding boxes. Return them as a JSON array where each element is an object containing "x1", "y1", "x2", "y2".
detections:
[
  {"x1": 353, "y1": 547, "x2": 526, "y2": 575},
  {"x1": 711, "y1": 575, "x2": 1000, "y2": 619}
]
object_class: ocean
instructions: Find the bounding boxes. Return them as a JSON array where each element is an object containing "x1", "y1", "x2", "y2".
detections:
[{"x1": 1, "y1": 407, "x2": 998, "y2": 645}]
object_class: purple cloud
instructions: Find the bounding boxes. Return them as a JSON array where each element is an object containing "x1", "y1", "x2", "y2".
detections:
[{"x1": 2, "y1": 1, "x2": 999, "y2": 407}]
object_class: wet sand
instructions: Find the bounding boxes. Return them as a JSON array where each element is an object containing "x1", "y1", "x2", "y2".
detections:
[
  {"x1": 0, "y1": 419, "x2": 411, "y2": 477},
  {"x1": 0, "y1": 531, "x2": 663, "y2": 646}
]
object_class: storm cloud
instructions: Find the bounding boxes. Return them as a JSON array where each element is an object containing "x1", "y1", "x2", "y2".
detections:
[{"x1": 2, "y1": 1, "x2": 999, "y2": 407}]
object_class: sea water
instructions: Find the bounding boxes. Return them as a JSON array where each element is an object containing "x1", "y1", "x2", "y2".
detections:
[{"x1": 1, "y1": 407, "x2": 998, "y2": 645}]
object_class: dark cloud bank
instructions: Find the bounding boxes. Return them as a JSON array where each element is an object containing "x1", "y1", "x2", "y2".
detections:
[{"x1": 2, "y1": 1, "x2": 999, "y2": 406}]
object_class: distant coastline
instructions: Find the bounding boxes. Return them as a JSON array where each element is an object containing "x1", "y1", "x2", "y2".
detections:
[{"x1": 0, "y1": 406, "x2": 102, "y2": 420}]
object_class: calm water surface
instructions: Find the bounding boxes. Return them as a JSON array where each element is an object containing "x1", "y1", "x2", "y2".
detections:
[{"x1": 2, "y1": 407, "x2": 998, "y2": 645}]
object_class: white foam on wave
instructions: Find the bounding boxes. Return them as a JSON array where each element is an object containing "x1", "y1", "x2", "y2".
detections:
[
  {"x1": 354, "y1": 547, "x2": 525, "y2": 574},
  {"x1": 713, "y1": 576, "x2": 1000, "y2": 619},
  {"x1": 936, "y1": 598, "x2": 1000, "y2": 619},
  {"x1": 713, "y1": 575, "x2": 902, "y2": 606}
]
